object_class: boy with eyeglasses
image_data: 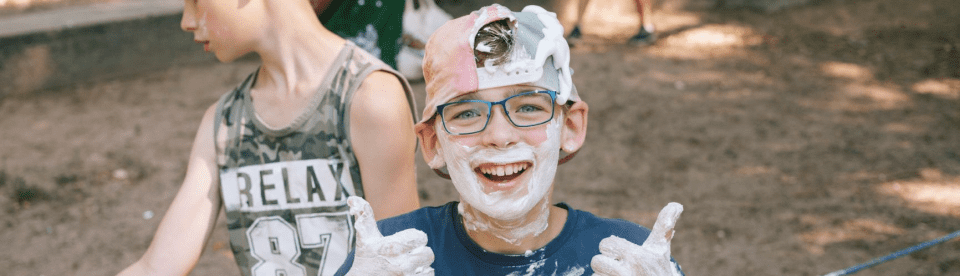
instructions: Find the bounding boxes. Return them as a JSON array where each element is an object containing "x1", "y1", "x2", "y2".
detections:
[{"x1": 336, "y1": 4, "x2": 685, "y2": 275}]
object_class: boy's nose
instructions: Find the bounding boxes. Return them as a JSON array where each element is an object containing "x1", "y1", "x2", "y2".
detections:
[{"x1": 480, "y1": 107, "x2": 519, "y2": 148}]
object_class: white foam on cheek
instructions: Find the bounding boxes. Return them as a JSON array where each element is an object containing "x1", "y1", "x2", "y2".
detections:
[
  {"x1": 441, "y1": 115, "x2": 563, "y2": 244},
  {"x1": 435, "y1": 123, "x2": 489, "y2": 217},
  {"x1": 452, "y1": 116, "x2": 561, "y2": 221},
  {"x1": 427, "y1": 138, "x2": 446, "y2": 169}
]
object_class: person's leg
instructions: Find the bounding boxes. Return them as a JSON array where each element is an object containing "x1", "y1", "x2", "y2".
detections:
[
  {"x1": 559, "y1": 0, "x2": 589, "y2": 40},
  {"x1": 637, "y1": 0, "x2": 655, "y2": 33},
  {"x1": 629, "y1": 0, "x2": 656, "y2": 45}
]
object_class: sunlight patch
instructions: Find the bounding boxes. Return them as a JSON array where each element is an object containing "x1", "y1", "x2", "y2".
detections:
[
  {"x1": 1, "y1": 0, "x2": 65, "y2": 9},
  {"x1": 799, "y1": 217, "x2": 906, "y2": 255},
  {"x1": 671, "y1": 25, "x2": 755, "y2": 47},
  {"x1": 652, "y1": 24, "x2": 762, "y2": 60},
  {"x1": 820, "y1": 61, "x2": 873, "y2": 80},
  {"x1": 832, "y1": 83, "x2": 910, "y2": 111},
  {"x1": 655, "y1": 12, "x2": 701, "y2": 33},
  {"x1": 875, "y1": 171, "x2": 960, "y2": 217},
  {"x1": 911, "y1": 78, "x2": 960, "y2": 100}
]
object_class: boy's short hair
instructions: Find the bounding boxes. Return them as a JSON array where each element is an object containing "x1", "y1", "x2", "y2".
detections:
[{"x1": 418, "y1": 4, "x2": 580, "y2": 125}]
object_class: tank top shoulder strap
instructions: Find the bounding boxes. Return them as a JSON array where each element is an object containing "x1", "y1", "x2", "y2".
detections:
[
  {"x1": 212, "y1": 70, "x2": 257, "y2": 167},
  {"x1": 336, "y1": 41, "x2": 418, "y2": 145}
]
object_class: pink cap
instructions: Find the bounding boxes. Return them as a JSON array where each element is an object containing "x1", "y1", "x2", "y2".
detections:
[{"x1": 419, "y1": 4, "x2": 579, "y2": 124}]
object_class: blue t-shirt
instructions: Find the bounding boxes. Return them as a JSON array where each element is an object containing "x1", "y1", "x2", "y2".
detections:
[{"x1": 336, "y1": 202, "x2": 684, "y2": 275}]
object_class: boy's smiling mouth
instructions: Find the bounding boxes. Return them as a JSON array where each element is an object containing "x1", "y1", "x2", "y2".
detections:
[{"x1": 475, "y1": 162, "x2": 531, "y2": 184}]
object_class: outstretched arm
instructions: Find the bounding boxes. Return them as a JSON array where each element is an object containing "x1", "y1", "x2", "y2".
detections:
[
  {"x1": 350, "y1": 71, "x2": 420, "y2": 220},
  {"x1": 118, "y1": 105, "x2": 223, "y2": 276}
]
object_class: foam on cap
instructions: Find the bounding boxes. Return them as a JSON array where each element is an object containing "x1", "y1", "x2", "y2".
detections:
[{"x1": 419, "y1": 4, "x2": 579, "y2": 124}]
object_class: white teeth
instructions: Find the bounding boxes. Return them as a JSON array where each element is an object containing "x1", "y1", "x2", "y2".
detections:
[{"x1": 480, "y1": 163, "x2": 528, "y2": 176}]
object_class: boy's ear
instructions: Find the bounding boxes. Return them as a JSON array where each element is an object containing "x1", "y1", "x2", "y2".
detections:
[
  {"x1": 415, "y1": 120, "x2": 446, "y2": 169},
  {"x1": 560, "y1": 101, "x2": 588, "y2": 153}
]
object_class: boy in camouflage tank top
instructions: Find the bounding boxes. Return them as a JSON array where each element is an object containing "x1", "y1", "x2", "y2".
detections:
[{"x1": 118, "y1": 1, "x2": 420, "y2": 275}]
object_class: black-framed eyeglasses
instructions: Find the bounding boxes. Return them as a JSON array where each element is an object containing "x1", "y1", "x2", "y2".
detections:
[{"x1": 436, "y1": 90, "x2": 558, "y2": 135}]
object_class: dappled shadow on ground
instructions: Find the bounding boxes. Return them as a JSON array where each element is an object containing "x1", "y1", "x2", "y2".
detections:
[
  {"x1": 0, "y1": 0, "x2": 115, "y2": 16},
  {"x1": 546, "y1": 0, "x2": 960, "y2": 275}
]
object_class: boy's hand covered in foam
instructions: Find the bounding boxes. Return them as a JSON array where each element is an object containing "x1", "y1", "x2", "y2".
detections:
[
  {"x1": 346, "y1": 196, "x2": 435, "y2": 276},
  {"x1": 591, "y1": 202, "x2": 684, "y2": 276}
]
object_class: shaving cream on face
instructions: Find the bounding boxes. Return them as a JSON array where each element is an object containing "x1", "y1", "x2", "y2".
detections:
[
  {"x1": 438, "y1": 112, "x2": 562, "y2": 221},
  {"x1": 437, "y1": 108, "x2": 563, "y2": 245}
]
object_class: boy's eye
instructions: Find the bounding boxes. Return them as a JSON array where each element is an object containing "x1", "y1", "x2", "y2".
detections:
[
  {"x1": 515, "y1": 105, "x2": 544, "y2": 113},
  {"x1": 453, "y1": 110, "x2": 481, "y2": 120}
]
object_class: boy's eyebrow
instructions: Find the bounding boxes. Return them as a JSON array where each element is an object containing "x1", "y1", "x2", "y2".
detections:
[
  {"x1": 448, "y1": 87, "x2": 538, "y2": 102},
  {"x1": 450, "y1": 92, "x2": 481, "y2": 102}
]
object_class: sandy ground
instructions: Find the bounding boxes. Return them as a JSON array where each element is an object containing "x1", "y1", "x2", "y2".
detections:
[{"x1": 1, "y1": 0, "x2": 959, "y2": 275}]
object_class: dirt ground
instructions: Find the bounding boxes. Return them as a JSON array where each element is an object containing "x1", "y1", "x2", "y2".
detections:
[
  {"x1": 1, "y1": 0, "x2": 959, "y2": 275},
  {"x1": 0, "y1": 0, "x2": 114, "y2": 15}
]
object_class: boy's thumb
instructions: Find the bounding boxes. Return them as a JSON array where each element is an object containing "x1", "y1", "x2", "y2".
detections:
[
  {"x1": 348, "y1": 196, "x2": 383, "y2": 246},
  {"x1": 642, "y1": 202, "x2": 683, "y2": 254}
]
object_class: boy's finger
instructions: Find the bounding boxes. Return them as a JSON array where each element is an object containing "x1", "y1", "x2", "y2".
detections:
[
  {"x1": 395, "y1": 246, "x2": 435, "y2": 273},
  {"x1": 641, "y1": 202, "x2": 683, "y2": 253},
  {"x1": 597, "y1": 235, "x2": 634, "y2": 260},
  {"x1": 591, "y1": 254, "x2": 630, "y2": 276},
  {"x1": 348, "y1": 196, "x2": 383, "y2": 245},
  {"x1": 376, "y1": 228, "x2": 429, "y2": 256}
]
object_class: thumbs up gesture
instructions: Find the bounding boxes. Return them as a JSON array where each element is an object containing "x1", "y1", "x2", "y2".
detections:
[
  {"x1": 346, "y1": 196, "x2": 435, "y2": 276},
  {"x1": 591, "y1": 202, "x2": 684, "y2": 276}
]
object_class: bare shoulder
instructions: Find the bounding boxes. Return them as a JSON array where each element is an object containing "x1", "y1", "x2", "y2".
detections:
[
  {"x1": 197, "y1": 103, "x2": 219, "y2": 135},
  {"x1": 349, "y1": 69, "x2": 415, "y2": 143},
  {"x1": 353, "y1": 70, "x2": 411, "y2": 117},
  {"x1": 357, "y1": 70, "x2": 406, "y2": 97},
  {"x1": 190, "y1": 102, "x2": 221, "y2": 159}
]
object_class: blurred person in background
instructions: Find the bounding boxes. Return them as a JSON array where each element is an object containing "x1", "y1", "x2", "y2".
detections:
[
  {"x1": 313, "y1": 0, "x2": 405, "y2": 69},
  {"x1": 117, "y1": 0, "x2": 420, "y2": 275},
  {"x1": 561, "y1": 0, "x2": 657, "y2": 45}
]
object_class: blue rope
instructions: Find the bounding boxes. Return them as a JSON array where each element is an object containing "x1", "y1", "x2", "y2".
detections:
[{"x1": 822, "y1": 230, "x2": 960, "y2": 276}]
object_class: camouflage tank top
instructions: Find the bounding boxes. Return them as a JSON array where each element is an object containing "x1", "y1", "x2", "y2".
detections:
[{"x1": 212, "y1": 41, "x2": 415, "y2": 276}]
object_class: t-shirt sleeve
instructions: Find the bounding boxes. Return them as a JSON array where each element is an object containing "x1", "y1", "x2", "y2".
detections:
[{"x1": 333, "y1": 248, "x2": 355, "y2": 276}]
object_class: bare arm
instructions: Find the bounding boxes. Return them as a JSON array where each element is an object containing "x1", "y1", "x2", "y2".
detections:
[
  {"x1": 118, "y1": 104, "x2": 222, "y2": 276},
  {"x1": 349, "y1": 71, "x2": 420, "y2": 220}
]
